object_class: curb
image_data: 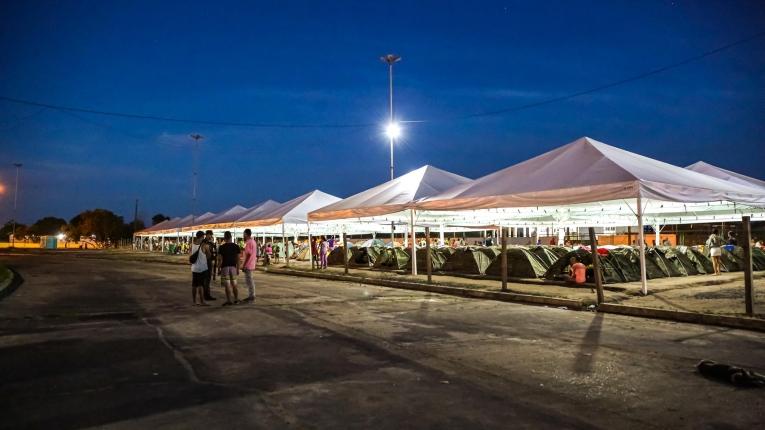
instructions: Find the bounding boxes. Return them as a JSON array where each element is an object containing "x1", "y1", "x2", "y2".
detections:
[
  {"x1": 0, "y1": 266, "x2": 23, "y2": 301},
  {"x1": 597, "y1": 303, "x2": 765, "y2": 333},
  {"x1": 264, "y1": 268, "x2": 584, "y2": 309}
]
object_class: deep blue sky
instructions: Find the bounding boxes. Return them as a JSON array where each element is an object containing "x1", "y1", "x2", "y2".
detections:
[{"x1": 1, "y1": 0, "x2": 764, "y2": 224}]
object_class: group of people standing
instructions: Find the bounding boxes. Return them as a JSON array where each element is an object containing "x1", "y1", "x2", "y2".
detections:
[{"x1": 190, "y1": 228, "x2": 258, "y2": 306}]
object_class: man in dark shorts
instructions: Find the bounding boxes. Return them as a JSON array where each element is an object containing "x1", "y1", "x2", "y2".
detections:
[
  {"x1": 217, "y1": 231, "x2": 241, "y2": 306},
  {"x1": 203, "y1": 230, "x2": 217, "y2": 301}
]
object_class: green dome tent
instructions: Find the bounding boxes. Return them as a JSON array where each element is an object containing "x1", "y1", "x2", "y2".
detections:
[
  {"x1": 373, "y1": 248, "x2": 410, "y2": 270},
  {"x1": 443, "y1": 248, "x2": 494, "y2": 275},
  {"x1": 486, "y1": 247, "x2": 549, "y2": 278}
]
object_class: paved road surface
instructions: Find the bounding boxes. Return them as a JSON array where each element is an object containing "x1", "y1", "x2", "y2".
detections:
[{"x1": 1, "y1": 251, "x2": 763, "y2": 429}]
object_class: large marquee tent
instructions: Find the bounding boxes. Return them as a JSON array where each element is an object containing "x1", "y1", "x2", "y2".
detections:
[{"x1": 136, "y1": 136, "x2": 765, "y2": 294}]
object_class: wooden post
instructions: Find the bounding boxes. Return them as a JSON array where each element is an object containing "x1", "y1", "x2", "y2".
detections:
[
  {"x1": 742, "y1": 216, "x2": 754, "y2": 315},
  {"x1": 308, "y1": 223, "x2": 314, "y2": 271},
  {"x1": 589, "y1": 227, "x2": 605, "y2": 305},
  {"x1": 501, "y1": 235, "x2": 508, "y2": 292},
  {"x1": 343, "y1": 234, "x2": 349, "y2": 275},
  {"x1": 425, "y1": 227, "x2": 432, "y2": 283}
]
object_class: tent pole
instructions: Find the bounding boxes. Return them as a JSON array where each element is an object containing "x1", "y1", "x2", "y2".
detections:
[
  {"x1": 637, "y1": 195, "x2": 648, "y2": 295},
  {"x1": 282, "y1": 223, "x2": 288, "y2": 267},
  {"x1": 742, "y1": 215, "x2": 754, "y2": 315},
  {"x1": 654, "y1": 224, "x2": 661, "y2": 247},
  {"x1": 410, "y1": 209, "x2": 417, "y2": 276},
  {"x1": 439, "y1": 223, "x2": 445, "y2": 247}
]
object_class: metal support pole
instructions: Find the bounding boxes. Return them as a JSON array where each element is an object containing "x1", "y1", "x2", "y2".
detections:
[
  {"x1": 742, "y1": 216, "x2": 754, "y2": 315},
  {"x1": 654, "y1": 224, "x2": 661, "y2": 247},
  {"x1": 637, "y1": 195, "x2": 648, "y2": 295},
  {"x1": 501, "y1": 234, "x2": 508, "y2": 292},
  {"x1": 410, "y1": 209, "x2": 417, "y2": 276},
  {"x1": 439, "y1": 223, "x2": 445, "y2": 246},
  {"x1": 11, "y1": 163, "x2": 21, "y2": 247},
  {"x1": 425, "y1": 227, "x2": 432, "y2": 283},
  {"x1": 589, "y1": 227, "x2": 605, "y2": 305},
  {"x1": 282, "y1": 223, "x2": 287, "y2": 267}
]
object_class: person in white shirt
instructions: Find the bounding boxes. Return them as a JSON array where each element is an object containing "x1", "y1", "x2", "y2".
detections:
[{"x1": 190, "y1": 231, "x2": 210, "y2": 306}]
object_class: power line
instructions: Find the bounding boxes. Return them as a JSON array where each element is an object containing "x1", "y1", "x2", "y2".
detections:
[
  {"x1": 0, "y1": 95, "x2": 375, "y2": 129},
  {"x1": 0, "y1": 30, "x2": 763, "y2": 128},
  {"x1": 419, "y1": 30, "x2": 765, "y2": 122}
]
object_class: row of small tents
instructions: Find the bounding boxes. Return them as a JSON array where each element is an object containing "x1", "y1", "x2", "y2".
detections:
[{"x1": 307, "y1": 244, "x2": 765, "y2": 283}]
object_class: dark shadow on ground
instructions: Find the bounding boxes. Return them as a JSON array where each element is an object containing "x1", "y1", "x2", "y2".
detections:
[{"x1": 573, "y1": 313, "x2": 604, "y2": 374}]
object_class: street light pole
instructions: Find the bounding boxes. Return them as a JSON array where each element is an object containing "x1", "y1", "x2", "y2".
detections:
[
  {"x1": 11, "y1": 163, "x2": 22, "y2": 248},
  {"x1": 381, "y1": 54, "x2": 401, "y2": 181},
  {"x1": 189, "y1": 134, "x2": 204, "y2": 224}
]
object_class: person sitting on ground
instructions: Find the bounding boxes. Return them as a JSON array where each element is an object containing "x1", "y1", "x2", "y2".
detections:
[
  {"x1": 217, "y1": 231, "x2": 241, "y2": 306},
  {"x1": 565, "y1": 256, "x2": 587, "y2": 286}
]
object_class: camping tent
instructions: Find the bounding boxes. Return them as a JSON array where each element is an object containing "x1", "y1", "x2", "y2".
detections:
[
  {"x1": 373, "y1": 248, "x2": 410, "y2": 270},
  {"x1": 486, "y1": 247, "x2": 548, "y2": 278},
  {"x1": 443, "y1": 248, "x2": 494, "y2": 275}
]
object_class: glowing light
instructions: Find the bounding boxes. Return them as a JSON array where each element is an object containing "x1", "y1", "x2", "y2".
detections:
[
  {"x1": 385, "y1": 122, "x2": 402, "y2": 139},
  {"x1": 57, "y1": 233, "x2": 65, "y2": 241}
]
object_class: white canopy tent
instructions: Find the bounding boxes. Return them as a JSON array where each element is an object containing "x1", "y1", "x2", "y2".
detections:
[
  {"x1": 413, "y1": 137, "x2": 765, "y2": 293},
  {"x1": 686, "y1": 161, "x2": 765, "y2": 192},
  {"x1": 234, "y1": 200, "x2": 282, "y2": 225},
  {"x1": 195, "y1": 205, "x2": 250, "y2": 229},
  {"x1": 309, "y1": 165, "x2": 473, "y2": 275}
]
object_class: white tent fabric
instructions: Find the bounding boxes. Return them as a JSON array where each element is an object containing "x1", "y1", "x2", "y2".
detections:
[
  {"x1": 309, "y1": 165, "x2": 471, "y2": 221},
  {"x1": 182, "y1": 212, "x2": 215, "y2": 228},
  {"x1": 686, "y1": 161, "x2": 765, "y2": 191},
  {"x1": 197, "y1": 205, "x2": 249, "y2": 227},
  {"x1": 233, "y1": 200, "x2": 282, "y2": 225},
  {"x1": 139, "y1": 217, "x2": 178, "y2": 234},
  {"x1": 417, "y1": 137, "x2": 765, "y2": 211},
  {"x1": 244, "y1": 190, "x2": 341, "y2": 227}
]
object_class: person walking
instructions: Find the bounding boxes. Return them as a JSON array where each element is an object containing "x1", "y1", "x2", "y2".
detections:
[
  {"x1": 203, "y1": 230, "x2": 217, "y2": 301},
  {"x1": 217, "y1": 231, "x2": 240, "y2": 306},
  {"x1": 241, "y1": 229, "x2": 258, "y2": 302},
  {"x1": 190, "y1": 231, "x2": 210, "y2": 306},
  {"x1": 706, "y1": 228, "x2": 724, "y2": 276},
  {"x1": 319, "y1": 236, "x2": 328, "y2": 269}
]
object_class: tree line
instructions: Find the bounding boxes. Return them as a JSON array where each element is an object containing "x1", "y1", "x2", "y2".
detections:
[{"x1": 1, "y1": 210, "x2": 173, "y2": 244}]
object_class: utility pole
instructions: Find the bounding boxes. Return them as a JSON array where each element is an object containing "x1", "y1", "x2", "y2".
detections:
[
  {"x1": 11, "y1": 163, "x2": 22, "y2": 248},
  {"x1": 189, "y1": 134, "x2": 204, "y2": 223},
  {"x1": 133, "y1": 198, "x2": 139, "y2": 233},
  {"x1": 381, "y1": 54, "x2": 401, "y2": 181}
]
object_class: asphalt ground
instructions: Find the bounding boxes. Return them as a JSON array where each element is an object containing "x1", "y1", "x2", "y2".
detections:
[{"x1": 0, "y1": 251, "x2": 763, "y2": 429}]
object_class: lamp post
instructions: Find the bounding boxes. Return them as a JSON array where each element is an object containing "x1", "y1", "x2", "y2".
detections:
[
  {"x1": 11, "y1": 163, "x2": 22, "y2": 248},
  {"x1": 189, "y1": 134, "x2": 204, "y2": 224},
  {"x1": 381, "y1": 54, "x2": 401, "y2": 181}
]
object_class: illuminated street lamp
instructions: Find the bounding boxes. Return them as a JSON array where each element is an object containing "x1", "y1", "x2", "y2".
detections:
[
  {"x1": 380, "y1": 54, "x2": 401, "y2": 181},
  {"x1": 11, "y1": 163, "x2": 22, "y2": 248},
  {"x1": 385, "y1": 122, "x2": 402, "y2": 140}
]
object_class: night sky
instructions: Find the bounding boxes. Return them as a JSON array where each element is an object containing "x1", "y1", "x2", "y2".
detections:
[{"x1": 1, "y1": 1, "x2": 764, "y2": 225}]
